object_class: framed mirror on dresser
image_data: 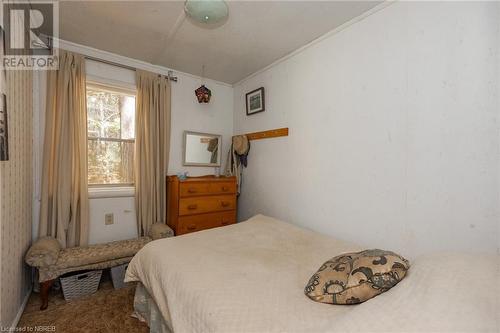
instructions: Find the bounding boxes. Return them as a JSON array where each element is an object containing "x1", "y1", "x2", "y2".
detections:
[{"x1": 183, "y1": 131, "x2": 222, "y2": 167}]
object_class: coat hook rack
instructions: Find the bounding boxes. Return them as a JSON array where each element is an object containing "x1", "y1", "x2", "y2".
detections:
[{"x1": 234, "y1": 127, "x2": 289, "y2": 141}]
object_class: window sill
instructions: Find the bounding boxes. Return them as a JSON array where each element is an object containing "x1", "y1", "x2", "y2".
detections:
[{"x1": 88, "y1": 186, "x2": 135, "y2": 199}]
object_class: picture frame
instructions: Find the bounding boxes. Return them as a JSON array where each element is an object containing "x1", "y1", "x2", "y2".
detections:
[
  {"x1": 246, "y1": 87, "x2": 265, "y2": 115},
  {"x1": 0, "y1": 93, "x2": 8, "y2": 161}
]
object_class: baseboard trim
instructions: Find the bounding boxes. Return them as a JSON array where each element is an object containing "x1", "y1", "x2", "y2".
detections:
[{"x1": 10, "y1": 287, "x2": 32, "y2": 329}]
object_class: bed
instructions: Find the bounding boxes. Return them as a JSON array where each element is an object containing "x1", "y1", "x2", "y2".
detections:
[{"x1": 125, "y1": 214, "x2": 499, "y2": 333}]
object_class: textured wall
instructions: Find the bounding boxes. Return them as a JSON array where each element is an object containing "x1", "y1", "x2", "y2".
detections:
[
  {"x1": 0, "y1": 69, "x2": 33, "y2": 326},
  {"x1": 233, "y1": 1, "x2": 499, "y2": 258}
]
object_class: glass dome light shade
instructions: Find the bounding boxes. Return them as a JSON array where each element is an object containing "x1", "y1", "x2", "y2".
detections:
[{"x1": 184, "y1": 0, "x2": 228, "y2": 25}]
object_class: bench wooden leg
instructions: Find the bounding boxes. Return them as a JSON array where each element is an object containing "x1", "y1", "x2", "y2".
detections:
[{"x1": 40, "y1": 279, "x2": 54, "y2": 310}]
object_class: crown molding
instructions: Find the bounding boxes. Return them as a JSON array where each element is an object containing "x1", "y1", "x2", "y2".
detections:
[
  {"x1": 57, "y1": 38, "x2": 233, "y2": 88},
  {"x1": 234, "y1": 1, "x2": 395, "y2": 87}
]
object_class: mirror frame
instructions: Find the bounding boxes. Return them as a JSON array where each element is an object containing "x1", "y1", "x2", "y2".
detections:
[{"x1": 182, "y1": 130, "x2": 222, "y2": 167}]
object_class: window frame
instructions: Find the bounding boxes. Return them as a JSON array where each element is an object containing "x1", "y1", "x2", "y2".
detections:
[{"x1": 86, "y1": 82, "x2": 137, "y2": 188}]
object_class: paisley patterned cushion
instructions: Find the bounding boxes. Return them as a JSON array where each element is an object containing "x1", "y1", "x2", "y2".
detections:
[
  {"x1": 149, "y1": 223, "x2": 174, "y2": 240},
  {"x1": 25, "y1": 236, "x2": 61, "y2": 267},
  {"x1": 305, "y1": 249, "x2": 410, "y2": 305}
]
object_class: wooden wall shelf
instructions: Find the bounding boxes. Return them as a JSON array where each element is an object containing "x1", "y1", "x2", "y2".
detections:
[{"x1": 238, "y1": 127, "x2": 289, "y2": 141}]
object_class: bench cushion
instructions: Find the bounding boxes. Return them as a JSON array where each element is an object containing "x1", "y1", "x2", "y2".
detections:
[
  {"x1": 150, "y1": 223, "x2": 174, "y2": 240},
  {"x1": 39, "y1": 256, "x2": 134, "y2": 283},
  {"x1": 56, "y1": 237, "x2": 151, "y2": 269},
  {"x1": 37, "y1": 237, "x2": 151, "y2": 282},
  {"x1": 25, "y1": 236, "x2": 61, "y2": 267}
]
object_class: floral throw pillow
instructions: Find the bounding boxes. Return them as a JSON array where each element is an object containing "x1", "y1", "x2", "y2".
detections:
[{"x1": 305, "y1": 249, "x2": 410, "y2": 305}]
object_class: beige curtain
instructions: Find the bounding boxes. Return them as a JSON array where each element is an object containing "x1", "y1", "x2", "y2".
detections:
[
  {"x1": 135, "y1": 70, "x2": 171, "y2": 237},
  {"x1": 39, "y1": 50, "x2": 89, "y2": 248}
]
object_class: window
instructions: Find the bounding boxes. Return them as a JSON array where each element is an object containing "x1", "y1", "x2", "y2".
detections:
[{"x1": 86, "y1": 84, "x2": 136, "y2": 186}]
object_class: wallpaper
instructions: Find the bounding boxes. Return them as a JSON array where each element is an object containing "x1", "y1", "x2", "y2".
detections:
[{"x1": 0, "y1": 69, "x2": 33, "y2": 326}]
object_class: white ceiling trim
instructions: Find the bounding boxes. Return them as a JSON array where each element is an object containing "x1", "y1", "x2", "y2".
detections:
[
  {"x1": 234, "y1": 0, "x2": 394, "y2": 87},
  {"x1": 57, "y1": 38, "x2": 233, "y2": 88}
]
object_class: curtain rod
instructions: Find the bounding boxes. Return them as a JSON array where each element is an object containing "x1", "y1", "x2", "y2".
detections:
[
  {"x1": 84, "y1": 55, "x2": 178, "y2": 82},
  {"x1": 42, "y1": 36, "x2": 179, "y2": 82}
]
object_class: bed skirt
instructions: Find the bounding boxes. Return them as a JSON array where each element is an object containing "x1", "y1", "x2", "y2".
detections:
[{"x1": 132, "y1": 283, "x2": 172, "y2": 333}]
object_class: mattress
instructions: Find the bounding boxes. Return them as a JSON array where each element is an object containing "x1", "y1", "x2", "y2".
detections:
[{"x1": 125, "y1": 214, "x2": 499, "y2": 333}]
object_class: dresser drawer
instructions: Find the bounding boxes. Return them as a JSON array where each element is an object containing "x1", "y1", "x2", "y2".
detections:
[
  {"x1": 179, "y1": 195, "x2": 236, "y2": 216},
  {"x1": 177, "y1": 211, "x2": 236, "y2": 235},
  {"x1": 209, "y1": 182, "x2": 236, "y2": 195},
  {"x1": 220, "y1": 210, "x2": 237, "y2": 226},
  {"x1": 179, "y1": 182, "x2": 210, "y2": 197}
]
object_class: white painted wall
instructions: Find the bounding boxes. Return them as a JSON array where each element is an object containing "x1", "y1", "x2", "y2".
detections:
[
  {"x1": 498, "y1": 12, "x2": 500, "y2": 256},
  {"x1": 233, "y1": 1, "x2": 500, "y2": 258},
  {"x1": 88, "y1": 196, "x2": 137, "y2": 245},
  {"x1": 169, "y1": 74, "x2": 233, "y2": 176},
  {"x1": 34, "y1": 47, "x2": 233, "y2": 245}
]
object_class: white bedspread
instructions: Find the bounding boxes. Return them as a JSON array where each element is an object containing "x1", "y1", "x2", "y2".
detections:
[{"x1": 125, "y1": 215, "x2": 499, "y2": 333}]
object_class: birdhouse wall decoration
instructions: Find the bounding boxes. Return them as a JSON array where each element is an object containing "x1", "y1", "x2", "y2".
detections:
[
  {"x1": 195, "y1": 84, "x2": 211, "y2": 103},
  {"x1": 195, "y1": 65, "x2": 212, "y2": 104}
]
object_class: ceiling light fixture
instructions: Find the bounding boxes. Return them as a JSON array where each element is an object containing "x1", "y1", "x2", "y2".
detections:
[{"x1": 184, "y1": 0, "x2": 229, "y2": 25}]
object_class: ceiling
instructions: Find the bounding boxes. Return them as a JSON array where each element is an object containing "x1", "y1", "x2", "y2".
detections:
[{"x1": 58, "y1": 1, "x2": 381, "y2": 84}]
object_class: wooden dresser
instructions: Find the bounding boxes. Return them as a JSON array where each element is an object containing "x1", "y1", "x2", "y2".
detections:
[{"x1": 166, "y1": 175, "x2": 237, "y2": 235}]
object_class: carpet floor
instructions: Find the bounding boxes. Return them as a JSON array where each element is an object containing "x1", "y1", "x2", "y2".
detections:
[{"x1": 17, "y1": 279, "x2": 149, "y2": 333}]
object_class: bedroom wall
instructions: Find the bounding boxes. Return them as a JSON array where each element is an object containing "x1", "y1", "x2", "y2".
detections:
[
  {"x1": 0, "y1": 71, "x2": 33, "y2": 326},
  {"x1": 497, "y1": 12, "x2": 500, "y2": 256},
  {"x1": 233, "y1": 1, "x2": 500, "y2": 257},
  {"x1": 33, "y1": 44, "x2": 234, "y2": 245}
]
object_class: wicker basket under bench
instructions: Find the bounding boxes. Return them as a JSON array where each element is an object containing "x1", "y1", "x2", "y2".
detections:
[
  {"x1": 60, "y1": 269, "x2": 103, "y2": 301},
  {"x1": 25, "y1": 223, "x2": 173, "y2": 310}
]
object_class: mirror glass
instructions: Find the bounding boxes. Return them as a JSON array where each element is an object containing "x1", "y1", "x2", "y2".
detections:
[{"x1": 183, "y1": 131, "x2": 222, "y2": 166}]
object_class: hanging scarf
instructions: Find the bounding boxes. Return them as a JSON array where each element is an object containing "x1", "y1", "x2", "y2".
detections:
[{"x1": 225, "y1": 135, "x2": 250, "y2": 195}]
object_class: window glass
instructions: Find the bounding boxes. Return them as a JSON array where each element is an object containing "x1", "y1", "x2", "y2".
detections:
[{"x1": 86, "y1": 85, "x2": 136, "y2": 186}]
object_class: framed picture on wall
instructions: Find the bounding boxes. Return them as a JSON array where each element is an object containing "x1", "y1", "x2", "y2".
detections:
[
  {"x1": 0, "y1": 93, "x2": 8, "y2": 161},
  {"x1": 246, "y1": 87, "x2": 265, "y2": 115}
]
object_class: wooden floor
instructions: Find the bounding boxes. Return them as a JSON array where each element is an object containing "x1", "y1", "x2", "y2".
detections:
[{"x1": 17, "y1": 277, "x2": 149, "y2": 333}]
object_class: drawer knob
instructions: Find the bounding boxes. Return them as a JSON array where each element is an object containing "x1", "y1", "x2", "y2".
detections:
[
  {"x1": 187, "y1": 204, "x2": 198, "y2": 210},
  {"x1": 222, "y1": 186, "x2": 228, "y2": 191},
  {"x1": 187, "y1": 225, "x2": 196, "y2": 231},
  {"x1": 221, "y1": 201, "x2": 230, "y2": 207},
  {"x1": 188, "y1": 188, "x2": 197, "y2": 193}
]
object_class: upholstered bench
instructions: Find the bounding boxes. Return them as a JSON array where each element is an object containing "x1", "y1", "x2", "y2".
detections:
[{"x1": 25, "y1": 223, "x2": 173, "y2": 310}]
